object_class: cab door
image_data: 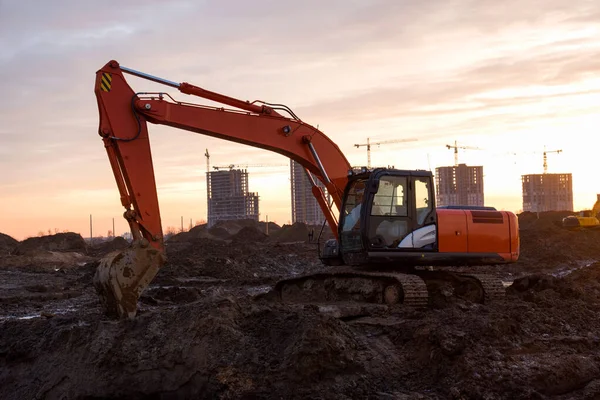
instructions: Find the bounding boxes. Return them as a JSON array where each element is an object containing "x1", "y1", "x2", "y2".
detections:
[
  {"x1": 366, "y1": 175, "x2": 410, "y2": 248},
  {"x1": 366, "y1": 173, "x2": 435, "y2": 250}
]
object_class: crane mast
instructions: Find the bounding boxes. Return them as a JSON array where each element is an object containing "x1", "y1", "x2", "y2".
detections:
[
  {"x1": 542, "y1": 147, "x2": 562, "y2": 174},
  {"x1": 445, "y1": 140, "x2": 481, "y2": 166},
  {"x1": 354, "y1": 137, "x2": 418, "y2": 168},
  {"x1": 212, "y1": 163, "x2": 287, "y2": 171}
]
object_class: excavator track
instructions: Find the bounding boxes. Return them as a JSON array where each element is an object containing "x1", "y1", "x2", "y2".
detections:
[
  {"x1": 273, "y1": 268, "x2": 505, "y2": 310},
  {"x1": 412, "y1": 269, "x2": 506, "y2": 305},
  {"x1": 460, "y1": 273, "x2": 506, "y2": 303},
  {"x1": 274, "y1": 268, "x2": 429, "y2": 308}
]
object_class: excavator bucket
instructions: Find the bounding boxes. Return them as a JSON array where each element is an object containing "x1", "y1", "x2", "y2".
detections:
[{"x1": 93, "y1": 240, "x2": 165, "y2": 319}]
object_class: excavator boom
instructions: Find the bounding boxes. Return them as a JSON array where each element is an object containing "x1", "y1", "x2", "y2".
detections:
[{"x1": 94, "y1": 60, "x2": 351, "y2": 318}]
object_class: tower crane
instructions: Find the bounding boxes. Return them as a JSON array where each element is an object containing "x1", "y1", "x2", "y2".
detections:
[
  {"x1": 212, "y1": 163, "x2": 287, "y2": 171},
  {"x1": 354, "y1": 137, "x2": 418, "y2": 169},
  {"x1": 542, "y1": 147, "x2": 562, "y2": 174},
  {"x1": 446, "y1": 140, "x2": 481, "y2": 166},
  {"x1": 204, "y1": 149, "x2": 210, "y2": 172}
]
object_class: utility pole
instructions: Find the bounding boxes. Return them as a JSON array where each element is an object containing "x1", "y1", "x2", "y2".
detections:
[
  {"x1": 89, "y1": 214, "x2": 93, "y2": 243},
  {"x1": 112, "y1": 218, "x2": 115, "y2": 238}
]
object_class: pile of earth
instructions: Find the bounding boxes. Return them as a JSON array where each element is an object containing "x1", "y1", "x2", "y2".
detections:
[
  {"x1": 0, "y1": 233, "x2": 92, "y2": 271},
  {"x1": 167, "y1": 224, "x2": 216, "y2": 242},
  {"x1": 167, "y1": 220, "x2": 281, "y2": 243},
  {"x1": 88, "y1": 236, "x2": 130, "y2": 257},
  {"x1": 230, "y1": 226, "x2": 268, "y2": 243},
  {"x1": 0, "y1": 233, "x2": 18, "y2": 255},
  {"x1": 13, "y1": 232, "x2": 87, "y2": 256},
  {"x1": 160, "y1": 237, "x2": 321, "y2": 283},
  {"x1": 509, "y1": 211, "x2": 600, "y2": 277},
  {"x1": 267, "y1": 222, "x2": 335, "y2": 243},
  {"x1": 208, "y1": 219, "x2": 277, "y2": 238},
  {"x1": 268, "y1": 222, "x2": 311, "y2": 243}
]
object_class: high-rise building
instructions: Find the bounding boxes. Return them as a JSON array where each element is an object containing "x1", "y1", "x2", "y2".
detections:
[
  {"x1": 435, "y1": 164, "x2": 484, "y2": 207},
  {"x1": 206, "y1": 168, "x2": 259, "y2": 227},
  {"x1": 521, "y1": 173, "x2": 573, "y2": 212},
  {"x1": 290, "y1": 160, "x2": 327, "y2": 225}
]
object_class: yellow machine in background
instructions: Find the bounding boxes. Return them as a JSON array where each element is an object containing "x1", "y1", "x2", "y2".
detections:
[{"x1": 562, "y1": 195, "x2": 600, "y2": 229}]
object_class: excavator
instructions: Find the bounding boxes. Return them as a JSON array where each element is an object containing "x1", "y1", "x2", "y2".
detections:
[
  {"x1": 94, "y1": 60, "x2": 520, "y2": 319},
  {"x1": 562, "y1": 195, "x2": 600, "y2": 229}
]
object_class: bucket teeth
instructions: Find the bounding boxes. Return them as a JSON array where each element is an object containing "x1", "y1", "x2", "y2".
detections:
[{"x1": 93, "y1": 241, "x2": 165, "y2": 319}]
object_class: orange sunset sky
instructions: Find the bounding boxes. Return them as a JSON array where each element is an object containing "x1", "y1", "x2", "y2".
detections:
[{"x1": 1, "y1": 0, "x2": 600, "y2": 240}]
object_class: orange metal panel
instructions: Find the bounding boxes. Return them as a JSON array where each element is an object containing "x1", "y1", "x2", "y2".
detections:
[
  {"x1": 465, "y1": 210, "x2": 511, "y2": 254},
  {"x1": 437, "y1": 209, "x2": 468, "y2": 252}
]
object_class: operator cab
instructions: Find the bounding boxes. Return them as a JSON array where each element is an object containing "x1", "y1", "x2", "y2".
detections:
[{"x1": 337, "y1": 169, "x2": 437, "y2": 266}]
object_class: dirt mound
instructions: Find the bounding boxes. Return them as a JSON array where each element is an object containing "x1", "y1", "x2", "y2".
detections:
[
  {"x1": 230, "y1": 226, "x2": 268, "y2": 243},
  {"x1": 506, "y1": 211, "x2": 600, "y2": 278},
  {"x1": 167, "y1": 221, "x2": 279, "y2": 242},
  {"x1": 518, "y1": 211, "x2": 574, "y2": 231},
  {"x1": 14, "y1": 233, "x2": 87, "y2": 256},
  {"x1": 269, "y1": 222, "x2": 311, "y2": 242},
  {"x1": 0, "y1": 302, "x2": 372, "y2": 399},
  {"x1": 208, "y1": 219, "x2": 275, "y2": 239},
  {"x1": 208, "y1": 226, "x2": 232, "y2": 239},
  {"x1": 159, "y1": 238, "x2": 321, "y2": 283},
  {"x1": 89, "y1": 236, "x2": 130, "y2": 257},
  {"x1": 168, "y1": 224, "x2": 216, "y2": 242},
  {"x1": 0, "y1": 251, "x2": 92, "y2": 271},
  {"x1": 0, "y1": 233, "x2": 18, "y2": 255},
  {"x1": 508, "y1": 262, "x2": 600, "y2": 304}
]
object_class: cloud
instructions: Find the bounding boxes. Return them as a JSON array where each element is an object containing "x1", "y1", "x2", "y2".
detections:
[{"x1": 1, "y1": 0, "x2": 599, "y2": 238}]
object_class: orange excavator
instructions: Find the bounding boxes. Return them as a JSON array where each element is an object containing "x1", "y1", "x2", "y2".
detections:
[{"x1": 94, "y1": 60, "x2": 520, "y2": 319}]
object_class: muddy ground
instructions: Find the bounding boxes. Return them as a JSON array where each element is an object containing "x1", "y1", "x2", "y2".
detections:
[{"x1": 2, "y1": 214, "x2": 600, "y2": 399}]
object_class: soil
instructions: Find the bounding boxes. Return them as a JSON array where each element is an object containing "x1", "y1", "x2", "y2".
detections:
[
  {"x1": 14, "y1": 232, "x2": 88, "y2": 255},
  {"x1": 2, "y1": 214, "x2": 600, "y2": 399},
  {"x1": 0, "y1": 233, "x2": 18, "y2": 255}
]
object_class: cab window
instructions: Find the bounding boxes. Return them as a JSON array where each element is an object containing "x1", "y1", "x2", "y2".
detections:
[
  {"x1": 342, "y1": 179, "x2": 366, "y2": 232},
  {"x1": 369, "y1": 176, "x2": 409, "y2": 247},
  {"x1": 371, "y1": 176, "x2": 407, "y2": 216},
  {"x1": 415, "y1": 178, "x2": 432, "y2": 225}
]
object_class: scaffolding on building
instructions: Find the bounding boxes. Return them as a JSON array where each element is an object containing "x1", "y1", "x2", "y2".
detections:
[
  {"x1": 435, "y1": 164, "x2": 484, "y2": 207},
  {"x1": 206, "y1": 168, "x2": 259, "y2": 227}
]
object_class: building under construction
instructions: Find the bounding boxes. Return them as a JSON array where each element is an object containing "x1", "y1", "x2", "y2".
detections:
[
  {"x1": 435, "y1": 164, "x2": 484, "y2": 207},
  {"x1": 521, "y1": 173, "x2": 573, "y2": 212},
  {"x1": 290, "y1": 160, "x2": 327, "y2": 225},
  {"x1": 206, "y1": 168, "x2": 259, "y2": 227}
]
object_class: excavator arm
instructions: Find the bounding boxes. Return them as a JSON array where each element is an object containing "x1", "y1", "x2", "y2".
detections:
[{"x1": 94, "y1": 60, "x2": 351, "y2": 318}]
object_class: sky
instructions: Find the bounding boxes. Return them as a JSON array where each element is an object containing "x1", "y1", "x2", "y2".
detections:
[{"x1": 1, "y1": 0, "x2": 600, "y2": 240}]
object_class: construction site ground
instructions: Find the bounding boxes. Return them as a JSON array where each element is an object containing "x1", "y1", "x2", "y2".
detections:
[{"x1": 2, "y1": 214, "x2": 600, "y2": 399}]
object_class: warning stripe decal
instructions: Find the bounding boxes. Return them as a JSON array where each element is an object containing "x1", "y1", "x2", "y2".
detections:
[{"x1": 100, "y1": 73, "x2": 112, "y2": 92}]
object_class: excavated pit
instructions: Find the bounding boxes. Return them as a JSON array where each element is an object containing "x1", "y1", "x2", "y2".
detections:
[{"x1": 2, "y1": 214, "x2": 600, "y2": 399}]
